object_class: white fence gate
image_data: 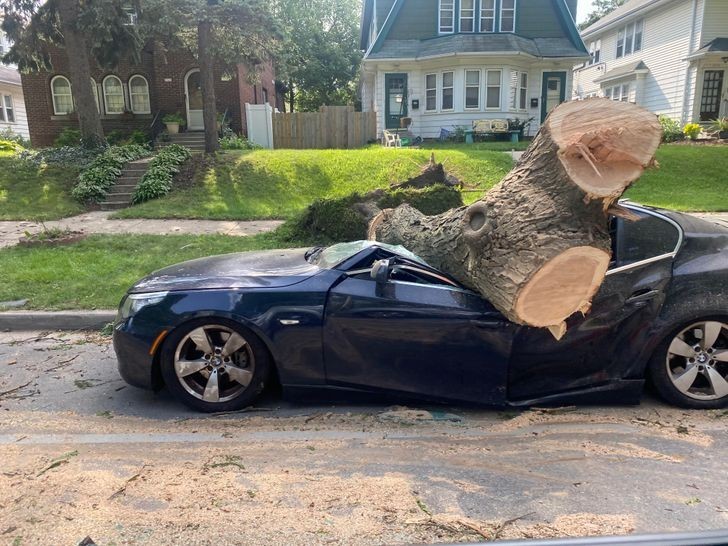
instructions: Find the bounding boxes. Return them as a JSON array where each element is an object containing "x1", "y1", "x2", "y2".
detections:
[{"x1": 245, "y1": 103, "x2": 274, "y2": 149}]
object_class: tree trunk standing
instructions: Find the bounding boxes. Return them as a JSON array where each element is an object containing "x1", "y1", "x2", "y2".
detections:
[
  {"x1": 288, "y1": 80, "x2": 295, "y2": 113},
  {"x1": 56, "y1": 0, "x2": 104, "y2": 146},
  {"x1": 197, "y1": 19, "x2": 219, "y2": 154},
  {"x1": 371, "y1": 99, "x2": 662, "y2": 338}
]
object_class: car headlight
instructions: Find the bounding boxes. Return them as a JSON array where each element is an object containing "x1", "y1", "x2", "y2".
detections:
[{"x1": 117, "y1": 291, "x2": 169, "y2": 321}]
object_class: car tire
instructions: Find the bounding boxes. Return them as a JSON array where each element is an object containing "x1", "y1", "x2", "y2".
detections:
[
  {"x1": 648, "y1": 318, "x2": 728, "y2": 409},
  {"x1": 160, "y1": 318, "x2": 270, "y2": 413}
]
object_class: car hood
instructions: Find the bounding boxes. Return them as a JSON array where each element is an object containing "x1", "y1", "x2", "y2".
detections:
[{"x1": 129, "y1": 248, "x2": 320, "y2": 294}]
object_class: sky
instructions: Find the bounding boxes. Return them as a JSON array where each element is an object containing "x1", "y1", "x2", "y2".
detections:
[{"x1": 577, "y1": 0, "x2": 596, "y2": 23}]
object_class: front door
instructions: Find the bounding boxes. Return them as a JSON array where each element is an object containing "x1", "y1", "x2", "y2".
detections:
[
  {"x1": 541, "y1": 71, "x2": 566, "y2": 123},
  {"x1": 700, "y1": 70, "x2": 724, "y2": 121},
  {"x1": 185, "y1": 69, "x2": 204, "y2": 131},
  {"x1": 384, "y1": 73, "x2": 407, "y2": 129}
]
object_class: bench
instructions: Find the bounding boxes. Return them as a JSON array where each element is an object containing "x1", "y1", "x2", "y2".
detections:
[{"x1": 472, "y1": 119, "x2": 510, "y2": 140}]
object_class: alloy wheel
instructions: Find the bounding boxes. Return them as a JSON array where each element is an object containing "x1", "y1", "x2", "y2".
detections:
[
  {"x1": 173, "y1": 324, "x2": 255, "y2": 403},
  {"x1": 666, "y1": 321, "x2": 728, "y2": 400}
]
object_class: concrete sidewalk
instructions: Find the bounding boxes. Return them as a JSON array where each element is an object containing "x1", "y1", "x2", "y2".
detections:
[{"x1": 0, "y1": 211, "x2": 283, "y2": 249}]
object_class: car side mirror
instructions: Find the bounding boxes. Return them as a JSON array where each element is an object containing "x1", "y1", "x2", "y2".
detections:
[{"x1": 371, "y1": 259, "x2": 392, "y2": 285}]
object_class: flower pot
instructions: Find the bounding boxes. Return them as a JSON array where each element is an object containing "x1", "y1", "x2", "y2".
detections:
[
  {"x1": 165, "y1": 122, "x2": 180, "y2": 134},
  {"x1": 509, "y1": 130, "x2": 520, "y2": 143}
]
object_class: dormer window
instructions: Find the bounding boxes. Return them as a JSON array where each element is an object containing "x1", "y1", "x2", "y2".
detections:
[
  {"x1": 480, "y1": 0, "x2": 495, "y2": 32},
  {"x1": 460, "y1": 0, "x2": 475, "y2": 32},
  {"x1": 439, "y1": 0, "x2": 455, "y2": 34},
  {"x1": 500, "y1": 0, "x2": 515, "y2": 32}
]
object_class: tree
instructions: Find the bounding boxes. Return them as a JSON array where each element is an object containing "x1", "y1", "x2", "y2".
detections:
[
  {"x1": 1, "y1": 0, "x2": 138, "y2": 145},
  {"x1": 579, "y1": 0, "x2": 627, "y2": 30},
  {"x1": 370, "y1": 99, "x2": 662, "y2": 338},
  {"x1": 274, "y1": 0, "x2": 362, "y2": 112}
]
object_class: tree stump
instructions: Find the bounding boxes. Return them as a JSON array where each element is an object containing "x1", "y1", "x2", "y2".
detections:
[{"x1": 370, "y1": 99, "x2": 662, "y2": 337}]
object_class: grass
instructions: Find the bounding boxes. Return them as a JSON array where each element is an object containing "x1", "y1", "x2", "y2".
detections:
[
  {"x1": 0, "y1": 232, "x2": 295, "y2": 310},
  {"x1": 111, "y1": 147, "x2": 514, "y2": 220},
  {"x1": 0, "y1": 151, "x2": 84, "y2": 220},
  {"x1": 626, "y1": 144, "x2": 728, "y2": 212}
]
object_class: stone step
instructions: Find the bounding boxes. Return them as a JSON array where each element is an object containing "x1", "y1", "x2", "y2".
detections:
[
  {"x1": 110, "y1": 184, "x2": 138, "y2": 191},
  {"x1": 100, "y1": 201, "x2": 131, "y2": 211},
  {"x1": 108, "y1": 189, "x2": 136, "y2": 197},
  {"x1": 117, "y1": 175, "x2": 144, "y2": 182}
]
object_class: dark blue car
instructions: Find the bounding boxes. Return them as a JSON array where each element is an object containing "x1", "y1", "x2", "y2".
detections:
[{"x1": 113, "y1": 203, "x2": 728, "y2": 412}]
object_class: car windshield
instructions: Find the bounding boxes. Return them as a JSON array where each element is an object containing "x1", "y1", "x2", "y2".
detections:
[{"x1": 307, "y1": 240, "x2": 429, "y2": 269}]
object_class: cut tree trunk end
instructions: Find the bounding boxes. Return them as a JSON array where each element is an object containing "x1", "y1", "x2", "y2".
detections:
[{"x1": 370, "y1": 98, "x2": 662, "y2": 338}]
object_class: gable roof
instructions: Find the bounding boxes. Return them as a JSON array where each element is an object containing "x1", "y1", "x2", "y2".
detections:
[
  {"x1": 364, "y1": 0, "x2": 587, "y2": 60},
  {"x1": 581, "y1": 0, "x2": 672, "y2": 38},
  {"x1": 594, "y1": 60, "x2": 649, "y2": 83}
]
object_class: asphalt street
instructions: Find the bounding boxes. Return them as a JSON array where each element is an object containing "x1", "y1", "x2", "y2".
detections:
[{"x1": 1, "y1": 330, "x2": 727, "y2": 545}]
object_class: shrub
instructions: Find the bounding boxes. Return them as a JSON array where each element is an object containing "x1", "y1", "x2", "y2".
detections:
[
  {"x1": 283, "y1": 184, "x2": 464, "y2": 244},
  {"x1": 132, "y1": 144, "x2": 192, "y2": 204},
  {"x1": 709, "y1": 117, "x2": 728, "y2": 134},
  {"x1": 72, "y1": 144, "x2": 151, "y2": 203},
  {"x1": 219, "y1": 135, "x2": 258, "y2": 150},
  {"x1": 0, "y1": 139, "x2": 24, "y2": 152},
  {"x1": 129, "y1": 129, "x2": 151, "y2": 146},
  {"x1": 683, "y1": 122, "x2": 701, "y2": 140},
  {"x1": 658, "y1": 115, "x2": 683, "y2": 143},
  {"x1": 17, "y1": 146, "x2": 104, "y2": 168},
  {"x1": 162, "y1": 113, "x2": 185, "y2": 125},
  {"x1": 54, "y1": 127, "x2": 82, "y2": 148},
  {"x1": 0, "y1": 128, "x2": 31, "y2": 148}
]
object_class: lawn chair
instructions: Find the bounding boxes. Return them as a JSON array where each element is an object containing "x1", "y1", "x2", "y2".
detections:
[
  {"x1": 382, "y1": 130, "x2": 402, "y2": 148},
  {"x1": 439, "y1": 128, "x2": 452, "y2": 142}
]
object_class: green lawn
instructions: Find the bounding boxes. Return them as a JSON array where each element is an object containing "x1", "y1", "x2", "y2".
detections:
[
  {"x1": 626, "y1": 145, "x2": 728, "y2": 212},
  {"x1": 0, "y1": 233, "x2": 294, "y2": 310},
  {"x1": 0, "y1": 151, "x2": 84, "y2": 220},
  {"x1": 111, "y1": 147, "x2": 514, "y2": 220}
]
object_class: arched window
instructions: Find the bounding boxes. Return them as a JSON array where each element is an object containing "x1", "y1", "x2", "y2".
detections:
[
  {"x1": 103, "y1": 75, "x2": 125, "y2": 114},
  {"x1": 90, "y1": 78, "x2": 100, "y2": 113},
  {"x1": 128, "y1": 75, "x2": 150, "y2": 114},
  {"x1": 51, "y1": 75, "x2": 73, "y2": 115}
]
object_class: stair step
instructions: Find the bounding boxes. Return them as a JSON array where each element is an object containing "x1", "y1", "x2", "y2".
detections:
[
  {"x1": 106, "y1": 191, "x2": 133, "y2": 198},
  {"x1": 118, "y1": 175, "x2": 143, "y2": 181},
  {"x1": 110, "y1": 184, "x2": 138, "y2": 190},
  {"x1": 100, "y1": 201, "x2": 130, "y2": 210}
]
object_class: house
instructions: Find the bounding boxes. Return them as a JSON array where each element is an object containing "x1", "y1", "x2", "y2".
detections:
[
  {"x1": 0, "y1": 29, "x2": 30, "y2": 141},
  {"x1": 573, "y1": 0, "x2": 728, "y2": 124},
  {"x1": 20, "y1": 40, "x2": 283, "y2": 147},
  {"x1": 358, "y1": 0, "x2": 589, "y2": 139}
]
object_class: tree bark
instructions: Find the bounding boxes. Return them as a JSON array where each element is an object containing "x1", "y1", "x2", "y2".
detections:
[
  {"x1": 56, "y1": 0, "x2": 104, "y2": 146},
  {"x1": 370, "y1": 99, "x2": 662, "y2": 337},
  {"x1": 197, "y1": 19, "x2": 219, "y2": 154},
  {"x1": 289, "y1": 80, "x2": 295, "y2": 113}
]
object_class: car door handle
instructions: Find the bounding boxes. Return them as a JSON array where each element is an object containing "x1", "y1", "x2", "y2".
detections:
[{"x1": 626, "y1": 289, "x2": 660, "y2": 304}]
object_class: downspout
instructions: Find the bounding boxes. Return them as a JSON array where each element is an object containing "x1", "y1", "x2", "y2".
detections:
[{"x1": 681, "y1": 0, "x2": 699, "y2": 124}]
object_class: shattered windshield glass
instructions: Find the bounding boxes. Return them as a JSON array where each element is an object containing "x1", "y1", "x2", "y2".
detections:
[{"x1": 309, "y1": 240, "x2": 429, "y2": 269}]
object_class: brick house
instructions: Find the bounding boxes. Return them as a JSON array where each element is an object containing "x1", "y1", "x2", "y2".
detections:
[{"x1": 21, "y1": 40, "x2": 283, "y2": 147}]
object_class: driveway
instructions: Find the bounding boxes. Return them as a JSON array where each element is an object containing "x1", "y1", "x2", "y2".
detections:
[{"x1": 1, "y1": 331, "x2": 727, "y2": 545}]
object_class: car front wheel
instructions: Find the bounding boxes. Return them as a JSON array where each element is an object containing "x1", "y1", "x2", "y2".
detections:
[
  {"x1": 161, "y1": 319, "x2": 270, "y2": 412},
  {"x1": 649, "y1": 319, "x2": 728, "y2": 409}
]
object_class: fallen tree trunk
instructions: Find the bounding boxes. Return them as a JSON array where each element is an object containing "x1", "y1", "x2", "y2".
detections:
[{"x1": 370, "y1": 99, "x2": 662, "y2": 337}]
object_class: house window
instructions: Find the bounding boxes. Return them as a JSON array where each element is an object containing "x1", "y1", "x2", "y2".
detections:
[
  {"x1": 605, "y1": 83, "x2": 631, "y2": 102},
  {"x1": 263, "y1": 87, "x2": 269, "y2": 104},
  {"x1": 486, "y1": 69, "x2": 501, "y2": 109},
  {"x1": 51, "y1": 75, "x2": 73, "y2": 115},
  {"x1": 465, "y1": 70, "x2": 480, "y2": 109},
  {"x1": 441, "y1": 71, "x2": 454, "y2": 110},
  {"x1": 588, "y1": 40, "x2": 601, "y2": 65},
  {"x1": 700, "y1": 70, "x2": 724, "y2": 121},
  {"x1": 425, "y1": 74, "x2": 437, "y2": 111},
  {"x1": 129, "y1": 75, "x2": 150, "y2": 114},
  {"x1": 480, "y1": 0, "x2": 495, "y2": 32},
  {"x1": 616, "y1": 19, "x2": 643, "y2": 58},
  {"x1": 103, "y1": 75, "x2": 125, "y2": 114},
  {"x1": 0, "y1": 95, "x2": 13, "y2": 122},
  {"x1": 439, "y1": 0, "x2": 455, "y2": 34},
  {"x1": 460, "y1": 0, "x2": 475, "y2": 32},
  {"x1": 510, "y1": 71, "x2": 528, "y2": 110},
  {"x1": 90, "y1": 79, "x2": 100, "y2": 113},
  {"x1": 500, "y1": 0, "x2": 516, "y2": 32}
]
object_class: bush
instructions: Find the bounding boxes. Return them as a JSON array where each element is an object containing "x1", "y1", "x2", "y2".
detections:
[
  {"x1": 132, "y1": 144, "x2": 192, "y2": 204},
  {"x1": 283, "y1": 184, "x2": 464, "y2": 244},
  {"x1": 0, "y1": 139, "x2": 24, "y2": 152},
  {"x1": 0, "y1": 128, "x2": 31, "y2": 148},
  {"x1": 54, "y1": 127, "x2": 83, "y2": 148},
  {"x1": 658, "y1": 115, "x2": 683, "y2": 143},
  {"x1": 683, "y1": 122, "x2": 701, "y2": 140},
  {"x1": 17, "y1": 146, "x2": 104, "y2": 168},
  {"x1": 162, "y1": 113, "x2": 185, "y2": 125},
  {"x1": 219, "y1": 135, "x2": 258, "y2": 150},
  {"x1": 72, "y1": 144, "x2": 151, "y2": 203}
]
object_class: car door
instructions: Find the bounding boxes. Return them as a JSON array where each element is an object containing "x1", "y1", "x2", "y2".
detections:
[
  {"x1": 508, "y1": 206, "x2": 683, "y2": 401},
  {"x1": 322, "y1": 262, "x2": 515, "y2": 404}
]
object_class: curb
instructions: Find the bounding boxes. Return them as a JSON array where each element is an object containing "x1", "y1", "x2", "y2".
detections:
[{"x1": 0, "y1": 310, "x2": 116, "y2": 331}]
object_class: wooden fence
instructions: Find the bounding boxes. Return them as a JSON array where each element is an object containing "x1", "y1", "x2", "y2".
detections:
[{"x1": 272, "y1": 106, "x2": 376, "y2": 149}]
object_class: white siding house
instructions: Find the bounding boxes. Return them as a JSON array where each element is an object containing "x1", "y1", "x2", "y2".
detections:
[
  {"x1": 573, "y1": 0, "x2": 728, "y2": 124},
  {"x1": 0, "y1": 29, "x2": 30, "y2": 141},
  {"x1": 360, "y1": 0, "x2": 589, "y2": 139}
]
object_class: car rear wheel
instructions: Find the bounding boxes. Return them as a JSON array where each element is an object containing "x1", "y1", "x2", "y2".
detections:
[
  {"x1": 161, "y1": 319, "x2": 270, "y2": 412},
  {"x1": 649, "y1": 319, "x2": 728, "y2": 409}
]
